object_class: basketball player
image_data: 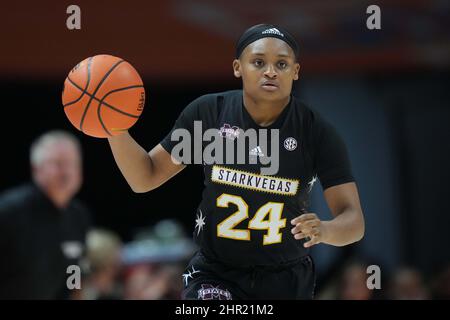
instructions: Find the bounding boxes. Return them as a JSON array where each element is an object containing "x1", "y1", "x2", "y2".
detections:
[{"x1": 107, "y1": 24, "x2": 365, "y2": 299}]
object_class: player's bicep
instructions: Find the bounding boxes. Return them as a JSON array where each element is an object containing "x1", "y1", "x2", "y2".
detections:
[
  {"x1": 323, "y1": 182, "x2": 362, "y2": 218},
  {"x1": 147, "y1": 144, "x2": 186, "y2": 189}
]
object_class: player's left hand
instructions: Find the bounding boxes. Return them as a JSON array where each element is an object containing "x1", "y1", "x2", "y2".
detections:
[{"x1": 290, "y1": 213, "x2": 329, "y2": 248}]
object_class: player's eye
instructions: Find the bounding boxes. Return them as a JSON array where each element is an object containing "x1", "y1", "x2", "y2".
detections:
[
  {"x1": 253, "y1": 59, "x2": 264, "y2": 68},
  {"x1": 278, "y1": 61, "x2": 288, "y2": 69}
]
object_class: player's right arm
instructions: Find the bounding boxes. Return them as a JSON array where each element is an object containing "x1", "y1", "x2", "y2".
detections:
[{"x1": 107, "y1": 131, "x2": 185, "y2": 193}]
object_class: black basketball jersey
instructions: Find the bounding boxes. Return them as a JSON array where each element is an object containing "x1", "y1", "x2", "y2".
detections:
[{"x1": 160, "y1": 90, "x2": 354, "y2": 267}]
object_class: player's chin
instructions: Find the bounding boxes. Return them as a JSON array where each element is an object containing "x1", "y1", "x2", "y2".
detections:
[{"x1": 257, "y1": 87, "x2": 287, "y2": 100}]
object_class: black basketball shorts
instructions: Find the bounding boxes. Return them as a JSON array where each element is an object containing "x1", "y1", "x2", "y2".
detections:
[{"x1": 181, "y1": 250, "x2": 315, "y2": 300}]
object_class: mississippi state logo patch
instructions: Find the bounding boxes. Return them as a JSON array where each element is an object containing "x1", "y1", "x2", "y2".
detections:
[
  {"x1": 219, "y1": 123, "x2": 240, "y2": 140},
  {"x1": 197, "y1": 284, "x2": 232, "y2": 300}
]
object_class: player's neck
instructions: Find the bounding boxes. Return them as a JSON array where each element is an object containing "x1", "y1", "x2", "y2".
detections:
[{"x1": 243, "y1": 93, "x2": 290, "y2": 127}]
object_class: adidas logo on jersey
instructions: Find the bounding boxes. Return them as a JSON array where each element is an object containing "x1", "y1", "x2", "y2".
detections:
[
  {"x1": 250, "y1": 146, "x2": 265, "y2": 157},
  {"x1": 262, "y1": 28, "x2": 284, "y2": 37}
]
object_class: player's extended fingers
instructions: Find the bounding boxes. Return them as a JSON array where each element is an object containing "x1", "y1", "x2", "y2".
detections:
[
  {"x1": 303, "y1": 233, "x2": 321, "y2": 248},
  {"x1": 299, "y1": 226, "x2": 319, "y2": 239},
  {"x1": 291, "y1": 223, "x2": 304, "y2": 234},
  {"x1": 294, "y1": 232, "x2": 308, "y2": 240},
  {"x1": 291, "y1": 222, "x2": 316, "y2": 235},
  {"x1": 310, "y1": 228, "x2": 321, "y2": 239},
  {"x1": 301, "y1": 225, "x2": 320, "y2": 238},
  {"x1": 299, "y1": 219, "x2": 320, "y2": 229},
  {"x1": 291, "y1": 213, "x2": 318, "y2": 225}
]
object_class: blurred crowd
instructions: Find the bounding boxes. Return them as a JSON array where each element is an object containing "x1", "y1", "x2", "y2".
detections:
[
  {"x1": 75, "y1": 224, "x2": 450, "y2": 300},
  {"x1": 0, "y1": 130, "x2": 448, "y2": 300},
  {"x1": 316, "y1": 260, "x2": 450, "y2": 300},
  {"x1": 73, "y1": 219, "x2": 196, "y2": 300}
]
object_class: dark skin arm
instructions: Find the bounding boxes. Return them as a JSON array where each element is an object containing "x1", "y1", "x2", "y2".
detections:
[
  {"x1": 291, "y1": 182, "x2": 365, "y2": 247},
  {"x1": 108, "y1": 132, "x2": 185, "y2": 193}
]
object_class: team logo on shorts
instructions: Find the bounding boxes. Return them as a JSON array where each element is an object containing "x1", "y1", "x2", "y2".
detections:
[
  {"x1": 284, "y1": 137, "x2": 297, "y2": 151},
  {"x1": 197, "y1": 284, "x2": 232, "y2": 300}
]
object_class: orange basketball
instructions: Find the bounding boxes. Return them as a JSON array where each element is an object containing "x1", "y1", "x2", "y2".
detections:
[{"x1": 62, "y1": 54, "x2": 145, "y2": 138}]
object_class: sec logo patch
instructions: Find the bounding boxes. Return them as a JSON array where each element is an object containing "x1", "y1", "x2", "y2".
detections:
[{"x1": 284, "y1": 137, "x2": 297, "y2": 151}]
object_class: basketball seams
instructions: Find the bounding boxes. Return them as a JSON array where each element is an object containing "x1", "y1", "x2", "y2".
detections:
[
  {"x1": 98, "y1": 85, "x2": 144, "y2": 117},
  {"x1": 97, "y1": 107, "x2": 112, "y2": 136},
  {"x1": 65, "y1": 77, "x2": 143, "y2": 118},
  {"x1": 79, "y1": 59, "x2": 125, "y2": 132},
  {"x1": 63, "y1": 57, "x2": 93, "y2": 107},
  {"x1": 97, "y1": 85, "x2": 145, "y2": 136}
]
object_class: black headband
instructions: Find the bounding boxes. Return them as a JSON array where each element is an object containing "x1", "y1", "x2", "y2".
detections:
[{"x1": 235, "y1": 24, "x2": 299, "y2": 59}]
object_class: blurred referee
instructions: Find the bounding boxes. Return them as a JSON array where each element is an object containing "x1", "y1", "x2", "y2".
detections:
[{"x1": 0, "y1": 131, "x2": 92, "y2": 299}]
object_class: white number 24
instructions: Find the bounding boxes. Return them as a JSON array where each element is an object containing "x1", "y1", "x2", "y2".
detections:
[{"x1": 216, "y1": 193, "x2": 286, "y2": 245}]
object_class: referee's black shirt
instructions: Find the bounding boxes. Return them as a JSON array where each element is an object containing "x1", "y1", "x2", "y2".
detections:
[{"x1": 0, "y1": 183, "x2": 91, "y2": 299}]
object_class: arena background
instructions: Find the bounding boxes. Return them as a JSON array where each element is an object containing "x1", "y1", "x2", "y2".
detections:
[{"x1": 1, "y1": 0, "x2": 449, "y2": 299}]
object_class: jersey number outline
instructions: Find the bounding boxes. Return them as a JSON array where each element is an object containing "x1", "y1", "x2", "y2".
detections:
[{"x1": 216, "y1": 193, "x2": 286, "y2": 245}]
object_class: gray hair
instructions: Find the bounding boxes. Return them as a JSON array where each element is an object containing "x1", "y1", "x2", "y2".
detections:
[
  {"x1": 30, "y1": 130, "x2": 82, "y2": 166},
  {"x1": 86, "y1": 229, "x2": 122, "y2": 271}
]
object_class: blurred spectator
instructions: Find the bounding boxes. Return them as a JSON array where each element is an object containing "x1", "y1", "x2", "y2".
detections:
[
  {"x1": 388, "y1": 267, "x2": 429, "y2": 300},
  {"x1": 163, "y1": 263, "x2": 185, "y2": 299},
  {"x1": 0, "y1": 130, "x2": 92, "y2": 299},
  {"x1": 337, "y1": 262, "x2": 373, "y2": 300},
  {"x1": 78, "y1": 229, "x2": 123, "y2": 300},
  {"x1": 431, "y1": 265, "x2": 450, "y2": 299},
  {"x1": 121, "y1": 219, "x2": 196, "y2": 299},
  {"x1": 123, "y1": 263, "x2": 183, "y2": 300}
]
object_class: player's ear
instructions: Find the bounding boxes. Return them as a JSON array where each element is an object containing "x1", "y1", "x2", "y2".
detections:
[
  {"x1": 293, "y1": 63, "x2": 300, "y2": 81},
  {"x1": 233, "y1": 59, "x2": 241, "y2": 78}
]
